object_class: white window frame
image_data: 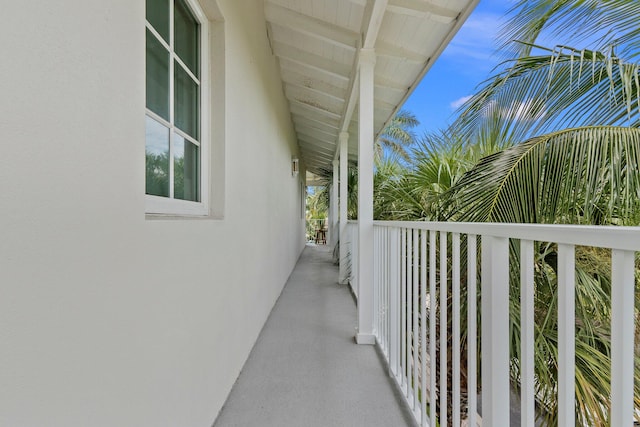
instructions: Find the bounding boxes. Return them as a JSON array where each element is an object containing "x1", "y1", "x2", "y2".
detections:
[{"x1": 145, "y1": 0, "x2": 210, "y2": 216}]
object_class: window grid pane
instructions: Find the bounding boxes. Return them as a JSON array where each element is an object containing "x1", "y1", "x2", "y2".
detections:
[
  {"x1": 146, "y1": 29, "x2": 170, "y2": 121},
  {"x1": 146, "y1": 0, "x2": 170, "y2": 42},
  {"x1": 145, "y1": 116, "x2": 170, "y2": 197},
  {"x1": 174, "y1": 134, "x2": 200, "y2": 202},
  {"x1": 174, "y1": 61, "x2": 200, "y2": 140},
  {"x1": 174, "y1": 0, "x2": 199, "y2": 78}
]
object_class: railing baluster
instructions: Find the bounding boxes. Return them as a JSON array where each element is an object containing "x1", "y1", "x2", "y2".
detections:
[
  {"x1": 611, "y1": 249, "x2": 636, "y2": 427},
  {"x1": 379, "y1": 227, "x2": 383, "y2": 347},
  {"x1": 407, "y1": 228, "x2": 413, "y2": 403},
  {"x1": 467, "y1": 235, "x2": 477, "y2": 427},
  {"x1": 521, "y1": 240, "x2": 535, "y2": 427},
  {"x1": 558, "y1": 243, "x2": 575, "y2": 427},
  {"x1": 420, "y1": 229, "x2": 428, "y2": 426},
  {"x1": 389, "y1": 227, "x2": 400, "y2": 377},
  {"x1": 401, "y1": 228, "x2": 407, "y2": 389},
  {"x1": 374, "y1": 228, "x2": 379, "y2": 341},
  {"x1": 386, "y1": 228, "x2": 390, "y2": 356},
  {"x1": 440, "y1": 231, "x2": 448, "y2": 427},
  {"x1": 481, "y1": 235, "x2": 510, "y2": 426},
  {"x1": 429, "y1": 230, "x2": 437, "y2": 427},
  {"x1": 413, "y1": 229, "x2": 420, "y2": 411},
  {"x1": 452, "y1": 233, "x2": 461, "y2": 427},
  {"x1": 383, "y1": 228, "x2": 388, "y2": 356}
]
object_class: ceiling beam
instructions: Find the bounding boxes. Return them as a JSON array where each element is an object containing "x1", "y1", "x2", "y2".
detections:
[
  {"x1": 265, "y1": 2, "x2": 360, "y2": 50},
  {"x1": 362, "y1": 0, "x2": 389, "y2": 49},
  {"x1": 386, "y1": 0, "x2": 459, "y2": 23}
]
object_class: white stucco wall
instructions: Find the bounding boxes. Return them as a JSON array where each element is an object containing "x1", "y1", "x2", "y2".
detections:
[{"x1": 0, "y1": 1, "x2": 305, "y2": 425}]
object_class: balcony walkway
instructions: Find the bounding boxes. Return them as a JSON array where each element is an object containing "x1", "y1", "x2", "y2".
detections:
[{"x1": 213, "y1": 244, "x2": 414, "y2": 427}]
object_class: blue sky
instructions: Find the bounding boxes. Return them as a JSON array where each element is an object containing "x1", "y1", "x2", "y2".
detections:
[{"x1": 403, "y1": 0, "x2": 513, "y2": 135}]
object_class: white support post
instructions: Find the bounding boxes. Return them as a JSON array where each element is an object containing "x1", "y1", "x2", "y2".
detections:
[
  {"x1": 330, "y1": 159, "x2": 339, "y2": 246},
  {"x1": 611, "y1": 249, "x2": 636, "y2": 427},
  {"x1": 338, "y1": 131, "x2": 349, "y2": 284},
  {"x1": 356, "y1": 48, "x2": 376, "y2": 345},
  {"x1": 481, "y1": 235, "x2": 510, "y2": 426}
]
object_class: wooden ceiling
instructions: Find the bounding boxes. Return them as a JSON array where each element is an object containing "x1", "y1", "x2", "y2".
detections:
[{"x1": 265, "y1": 0, "x2": 479, "y2": 174}]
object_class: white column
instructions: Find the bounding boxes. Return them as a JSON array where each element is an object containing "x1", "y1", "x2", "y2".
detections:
[
  {"x1": 330, "y1": 159, "x2": 339, "y2": 246},
  {"x1": 356, "y1": 48, "x2": 375, "y2": 345},
  {"x1": 338, "y1": 131, "x2": 349, "y2": 284}
]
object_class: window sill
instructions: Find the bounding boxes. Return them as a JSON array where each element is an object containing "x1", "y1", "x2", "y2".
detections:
[{"x1": 145, "y1": 194, "x2": 213, "y2": 218}]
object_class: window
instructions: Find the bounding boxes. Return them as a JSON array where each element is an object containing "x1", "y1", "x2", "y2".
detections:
[{"x1": 145, "y1": 0, "x2": 209, "y2": 215}]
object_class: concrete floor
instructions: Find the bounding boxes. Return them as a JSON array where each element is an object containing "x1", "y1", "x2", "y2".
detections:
[{"x1": 213, "y1": 244, "x2": 415, "y2": 427}]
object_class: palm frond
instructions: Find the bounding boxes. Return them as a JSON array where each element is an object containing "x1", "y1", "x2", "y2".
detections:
[
  {"x1": 445, "y1": 126, "x2": 640, "y2": 225},
  {"x1": 456, "y1": 46, "x2": 640, "y2": 144},
  {"x1": 500, "y1": 0, "x2": 640, "y2": 60},
  {"x1": 376, "y1": 109, "x2": 420, "y2": 161}
]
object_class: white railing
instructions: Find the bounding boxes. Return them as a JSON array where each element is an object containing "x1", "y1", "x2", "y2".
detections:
[{"x1": 365, "y1": 221, "x2": 639, "y2": 427}]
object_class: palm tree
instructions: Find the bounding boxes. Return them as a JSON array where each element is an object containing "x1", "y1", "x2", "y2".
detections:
[{"x1": 375, "y1": 109, "x2": 419, "y2": 161}]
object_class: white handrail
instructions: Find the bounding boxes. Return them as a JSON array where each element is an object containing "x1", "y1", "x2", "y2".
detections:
[{"x1": 373, "y1": 221, "x2": 640, "y2": 251}]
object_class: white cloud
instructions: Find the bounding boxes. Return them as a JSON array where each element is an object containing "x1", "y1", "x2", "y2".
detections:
[{"x1": 450, "y1": 95, "x2": 472, "y2": 109}]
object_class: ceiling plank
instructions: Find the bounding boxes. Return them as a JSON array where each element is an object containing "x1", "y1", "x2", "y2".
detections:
[
  {"x1": 374, "y1": 75, "x2": 409, "y2": 92},
  {"x1": 376, "y1": 39, "x2": 428, "y2": 63},
  {"x1": 298, "y1": 132, "x2": 335, "y2": 148},
  {"x1": 295, "y1": 124, "x2": 338, "y2": 140},
  {"x1": 300, "y1": 151, "x2": 333, "y2": 164},
  {"x1": 265, "y1": 2, "x2": 360, "y2": 50},
  {"x1": 272, "y1": 43, "x2": 351, "y2": 81},
  {"x1": 284, "y1": 84, "x2": 346, "y2": 107},
  {"x1": 299, "y1": 142, "x2": 357, "y2": 158},
  {"x1": 279, "y1": 60, "x2": 351, "y2": 88},
  {"x1": 281, "y1": 69, "x2": 349, "y2": 99},
  {"x1": 387, "y1": 0, "x2": 459, "y2": 23},
  {"x1": 299, "y1": 143, "x2": 336, "y2": 157},
  {"x1": 290, "y1": 99, "x2": 341, "y2": 120},
  {"x1": 291, "y1": 113, "x2": 341, "y2": 130}
]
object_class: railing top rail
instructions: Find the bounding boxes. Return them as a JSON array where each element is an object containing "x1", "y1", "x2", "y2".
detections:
[{"x1": 373, "y1": 220, "x2": 640, "y2": 251}]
